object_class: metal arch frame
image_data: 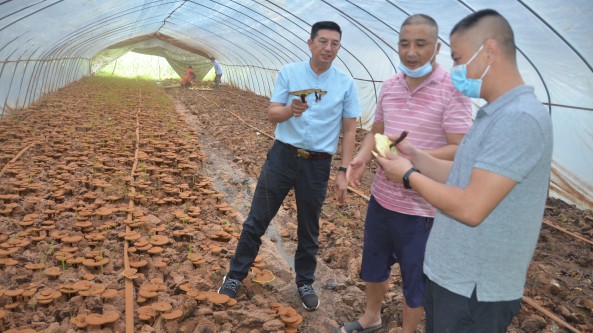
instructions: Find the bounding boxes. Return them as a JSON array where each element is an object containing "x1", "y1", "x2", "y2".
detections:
[
  {"x1": 155, "y1": 0, "x2": 187, "y2": 33},
  {"x1": 205, "y1": 0, "x2": 310, "y2": 61},
  {"x1": 343, "y1": 1, "x2": 399, "y2": 72},
  {"x1": 0, "y1": 33, "x2": 25, "y2": 118},
  {"x1": 0, "y1": 0, "x2": 64, "y2": 32},
  {"x1": 517, "y1": 0, "x2": 592, "y2": 75},
  {"x1": 27, "y1": 15, "x2": 165, "y2": 106},
  {"x1": 2, "y1": 0, "x2": 591, "y2": 114},
  {"x1": 177, "y1": 1, "x2": 304, "y2": 92},
  {"x1": 23, "y1": 1, "x2": 177, "y2": 107}
]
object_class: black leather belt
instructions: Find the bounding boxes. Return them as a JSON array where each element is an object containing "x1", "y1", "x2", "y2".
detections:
[{"x1": 283, "y1": 143, "x2": 332, "y2": 160}]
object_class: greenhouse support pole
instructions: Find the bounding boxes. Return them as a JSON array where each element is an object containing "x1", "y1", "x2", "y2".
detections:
[{"x1": 111, "y1": 59, "x2": 117, "y2": 76}]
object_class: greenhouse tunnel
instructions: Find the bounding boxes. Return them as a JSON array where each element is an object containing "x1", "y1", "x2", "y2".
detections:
[{"x1": 1, "y1": 0, "x2": 592, "y2": 209}]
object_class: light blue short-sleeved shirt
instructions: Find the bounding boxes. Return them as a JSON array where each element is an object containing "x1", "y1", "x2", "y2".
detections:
[
  {"x1": 423, "y1": 85, "x2": 553, "y2": 302},
  {"x1": 270, "y1": 61, "x2": 360, "y2": 154},
  {"x1": 213, "y1": 60, "x2": 223, "y2": 75}
]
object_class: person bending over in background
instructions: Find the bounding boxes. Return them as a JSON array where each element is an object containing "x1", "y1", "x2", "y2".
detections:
[
  {"x1": 217, "y1": 21, "x2": 360, "y2": 311},
  {"x1": 180, "y1": 65, "x2": 195, "y2": 88},
  {"x1": 376, "y1": 9, "x2": 553, "y2": 333},
  {"x1": 211, "y1": 57, "x2": 223, "y2": 88},
  {"x1": 341, "y1": 14, "x2": 472, "y2": 333}
]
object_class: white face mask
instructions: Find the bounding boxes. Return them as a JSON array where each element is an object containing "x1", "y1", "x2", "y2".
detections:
[{"x1": 398, "y1": 44, "x2": 438, "y2": 78}]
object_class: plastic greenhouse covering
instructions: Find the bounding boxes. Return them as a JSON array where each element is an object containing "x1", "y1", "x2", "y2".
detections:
[{"x1": 1, "y1": 0, "x2": 592, "y2": 209}]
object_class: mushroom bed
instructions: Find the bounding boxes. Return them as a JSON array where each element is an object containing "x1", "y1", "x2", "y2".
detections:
[{"x1": 0, "y1": 77, "x2": 592, "y2": 333}]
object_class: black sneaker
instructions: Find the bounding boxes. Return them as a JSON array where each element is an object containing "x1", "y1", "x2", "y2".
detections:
[
  {"x1": 217, "y1": 275, "x2": 241, "y2": 298},
  {"x1": 298, "y1": 284, "x2": 320, "y2": 310}
]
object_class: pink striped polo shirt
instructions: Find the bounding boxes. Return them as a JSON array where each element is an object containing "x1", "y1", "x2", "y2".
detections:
[{"x1": 371, "y1": 64, "x2": 473, "y2": 217}]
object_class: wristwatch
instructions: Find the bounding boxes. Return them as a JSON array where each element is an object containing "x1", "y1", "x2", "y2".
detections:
[
  {"x1": 338, "y1": 166, "x2": 348, "y2": 173},
  {"x1": 403, "y1": 167, "x2": 420, "y2": 189}
]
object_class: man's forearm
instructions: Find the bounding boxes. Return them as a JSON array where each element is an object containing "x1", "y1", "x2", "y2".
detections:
[
  {"x1": 340, "y1": 130, "x2": 356, "y2": 167},
  {"x1": 267, "y1": 104, "x2": 293, "y2": 123},
  {"x1": 424, "y1": 144, "x2": 458, "y2": 161},
  {"x1": 411, "y1": 149, "x2": 453, "y2": 183}
]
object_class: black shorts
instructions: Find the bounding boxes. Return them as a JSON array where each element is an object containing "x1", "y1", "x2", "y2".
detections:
[{"x1": 360, "y1": 196, "x2": 433, "y2": 307}]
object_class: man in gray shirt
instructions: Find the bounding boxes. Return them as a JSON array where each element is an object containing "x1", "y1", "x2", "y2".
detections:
[{"x1": 375, "y1": 9, "x2": 553, "y2": 333}]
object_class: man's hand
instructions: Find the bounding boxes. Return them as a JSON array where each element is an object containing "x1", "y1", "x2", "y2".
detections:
[
  {"x1": 333, "y1": 172, "x2": 348, "y2": 203},
  {"x1": 290, "y1": 98, "x2": 308, "y2": 117},
  {"x1": 376, "y1": 149, "x2": 412, "y2": 183},
  {"x1": 375, "y1": 138, "x2": 417, "y2": 183},
  {"x1": 346, "y1": 157, "x2": 367, "y2": 188}
]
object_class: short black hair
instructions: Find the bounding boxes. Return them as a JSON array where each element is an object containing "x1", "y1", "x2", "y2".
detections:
[
  {"x1": 451, "y1": 9, "x2": 516, "y2": 56},
  {"x1": 310, "y1": 21, "x2": 342, "y2": 40},
  {"x1": 451, "y1": 9, "x2": 501, "y2": 35}
]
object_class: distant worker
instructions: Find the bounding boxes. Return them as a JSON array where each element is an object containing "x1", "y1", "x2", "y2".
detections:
[
  {"x1": 211, "y1": 57, "x2": 223, "y2": 88},
  {"x1": 180, "y1": 65, "x2": 195, "y2": 88}
]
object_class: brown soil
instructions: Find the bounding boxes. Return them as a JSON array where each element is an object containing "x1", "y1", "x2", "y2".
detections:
[{"x1": 0, "y1": 77, "x2": 591, "y2": 333}]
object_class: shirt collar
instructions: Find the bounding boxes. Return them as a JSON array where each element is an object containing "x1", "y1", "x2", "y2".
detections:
[{"x1": 479, "y1": 85, "x2": 534, "y2": 116}]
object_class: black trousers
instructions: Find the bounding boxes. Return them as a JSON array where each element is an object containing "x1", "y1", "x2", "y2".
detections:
[
  {"x1": 227, "y1": 140, "x2": 331, "y2": 286},
  {"x1": 424, "y1": 278, "x2": 521, "y2": 333}
]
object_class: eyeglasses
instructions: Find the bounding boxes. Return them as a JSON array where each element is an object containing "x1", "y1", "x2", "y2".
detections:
[{"x1": 317, "y1": 39, "x2": 341, "y2": 50}]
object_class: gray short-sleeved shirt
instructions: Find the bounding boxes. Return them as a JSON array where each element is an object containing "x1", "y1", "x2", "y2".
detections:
[{"x1": 423, "y1": 85, "x2": 553, "y2": 302}]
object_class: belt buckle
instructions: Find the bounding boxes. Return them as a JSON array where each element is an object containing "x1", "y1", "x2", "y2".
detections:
[{"x1": 297, "y1": 148, "x2": 310, "y2": 159}]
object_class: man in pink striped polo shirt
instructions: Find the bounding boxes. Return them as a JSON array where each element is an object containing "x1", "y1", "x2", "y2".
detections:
[{"x1": 339, "y1": 14, "x2": 473, "y2": 333}]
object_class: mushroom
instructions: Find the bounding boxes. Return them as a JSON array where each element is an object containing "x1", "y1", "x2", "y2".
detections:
[
  {"x1": 147, "y1": 246, "x2": 163, "y2": 255},
  {"x1": 161, "y1": 309, "x2": 183, "y2": 320},
  {"x1": 84, "y1": 311, "x2": 119, "y2": 327},
  {"x1": 82, "y1": 272, "x2": 96, "y2": 281},
  {"x1": 137, "y1": 305, "x2": 156, "y2": 321},
  {"x1": 206, "y1": 292, "x2": 230, "y2": 305},
  {"x1": 151, "y1": 301, "x2": 172, "y2": 312},
  {"x1": 149, "y1": 235, "x2": 169, "y2": 246},
  {"x1": 252, "y1": 269, "x2": 275, "y2": 284},
  {"x1": 69, "y1": 315, "x2": 88, "y2": 329},
  {"x1": 44, "y1": 267, "x2": 61, "y2": 279},
  {"x1": 122, "y1": 268, "x2": 139, "y2": 279},
  {"x1": 36, "y1": 288, "x2": 62, "y2": 305},
  {"x1": 129, "y1": 259, "x2": 148, "y2": 269},
  {"x1": 138, "y1": 284, "x2": 160, "y2": 299},
  {"x1": 25, "y1": 263, "x2": 45, "y2": 270},
  {"x1": 0, "y1": 258, "x2": 19, "y2": 266},
  {"x1": 101, "y1": 289, "x2": 119, "y2": 299},
  {"x1": 153, "y1": 261, "x2": 167, "y2": 269},
  {"x1": 288, "y1": 88, "x2": 328, "y2": 102},
  {"x1": 78, "y1": 283, "x2": 106, "y2": 297},
  {"x1": 61, "y1": 234, "x2": 83, "y2": 245}
]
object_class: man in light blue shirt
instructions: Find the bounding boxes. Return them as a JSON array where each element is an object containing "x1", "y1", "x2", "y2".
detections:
[{"x1": 218, "y1": 21, "x2": 360, "y2": 311}]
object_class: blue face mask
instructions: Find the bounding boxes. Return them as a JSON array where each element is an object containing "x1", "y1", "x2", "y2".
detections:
[
  {"x1": 398, "y1": 45, "x2": 438, "y2": 78},
  {"x1": 450, "y1": 44, "x2": 490, "y2": 98}
]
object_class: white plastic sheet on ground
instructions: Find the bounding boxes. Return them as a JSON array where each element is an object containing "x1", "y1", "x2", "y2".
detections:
[{"x1": 1, "y1": 0, "x2": 592, "y2": 208}]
